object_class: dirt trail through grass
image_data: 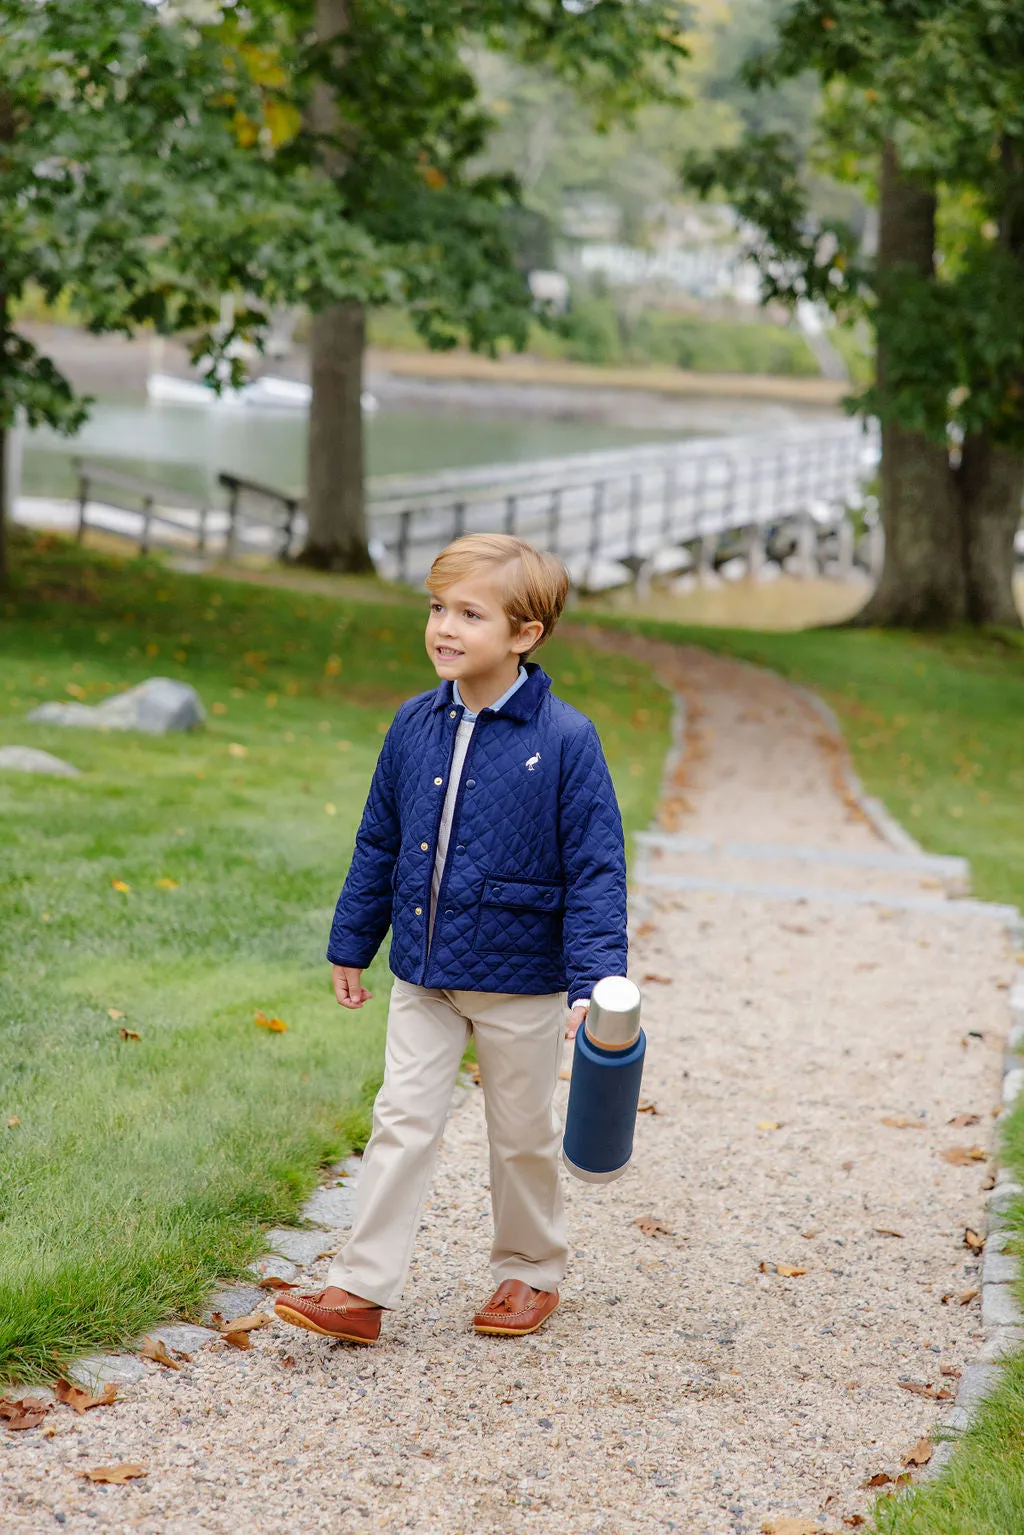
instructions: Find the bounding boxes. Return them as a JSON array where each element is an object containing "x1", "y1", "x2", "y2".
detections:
[{"x1": 1, "y1": 633, "x2": 1014, "y2": 1535}]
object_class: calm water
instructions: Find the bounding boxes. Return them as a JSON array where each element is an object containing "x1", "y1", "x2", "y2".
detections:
[{"x1": 22, "y1": 394, "x2": 682, "y2": 503}]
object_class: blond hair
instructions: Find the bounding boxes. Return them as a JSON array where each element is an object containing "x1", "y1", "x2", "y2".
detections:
[{"x1": 425, "y1": 534, "x2": 569, "y2": 651}]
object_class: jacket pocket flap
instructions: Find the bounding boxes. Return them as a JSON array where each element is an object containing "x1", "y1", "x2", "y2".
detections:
[{"x1": 481, "y1": 877, "x2": 564, "y2": 912}]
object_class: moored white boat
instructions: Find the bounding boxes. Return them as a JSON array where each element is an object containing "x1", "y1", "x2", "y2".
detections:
[{"x1": 146, "y1": 372, "x2": 379, "y2": 413}]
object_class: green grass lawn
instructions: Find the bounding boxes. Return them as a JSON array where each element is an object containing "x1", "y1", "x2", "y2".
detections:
[
  {"x1": 590, "y1": 611, "x2": 1024, "y2": 1535},
  {"x1": 0, "y1": 534, "x2": 672, "y2": 1384}
]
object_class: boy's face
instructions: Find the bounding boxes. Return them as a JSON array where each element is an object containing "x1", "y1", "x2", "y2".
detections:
[{"x1": 425, "y1": 574, "x2": 540, "y2": 686}]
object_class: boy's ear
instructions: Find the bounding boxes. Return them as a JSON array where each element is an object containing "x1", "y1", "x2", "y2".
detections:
[{"x1": 512, "y1": 619, "x2": 545, "y2": 655}]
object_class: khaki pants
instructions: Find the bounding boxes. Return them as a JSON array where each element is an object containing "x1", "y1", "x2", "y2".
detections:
[{"x1": 327, "y1": 978, "x2": 569, "y2": 1308}]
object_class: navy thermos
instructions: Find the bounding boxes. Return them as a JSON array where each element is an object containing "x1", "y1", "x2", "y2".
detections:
[{"x1": 562, "y1": 976, "x2": 646, "y2": 1183}]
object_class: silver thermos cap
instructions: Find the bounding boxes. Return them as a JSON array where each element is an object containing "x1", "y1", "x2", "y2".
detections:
[{"x1": 584, "y1": 975, "x2": 642, "y2": 1051}]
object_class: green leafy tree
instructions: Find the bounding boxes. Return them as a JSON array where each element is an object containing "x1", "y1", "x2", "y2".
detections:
[
  {"x1": 684, "y1": 0, "x2": 1024, "y2": 628},
  {"x1": 0, "y1": 0, "x2": 376, "y2": 588},
  {"x1": 267, "y1": 0, "x2": 690, "y2": 571}
]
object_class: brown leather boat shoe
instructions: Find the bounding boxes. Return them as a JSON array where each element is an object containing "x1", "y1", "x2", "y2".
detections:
[
  {"x1": 473, "y1": 1279, "x2": 559, "y2": 1337},
  {"x1": 274, "y1": 1288, "x2": 382, "y2": 1344}
]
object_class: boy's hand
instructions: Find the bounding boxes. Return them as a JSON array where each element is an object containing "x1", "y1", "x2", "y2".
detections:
[
  {"x1": 566, "y1": 1002, "x2": 588, "y2": 1040},
  {"x1": 332, "y1": 964, "x2": 373, "y2": 1010}
]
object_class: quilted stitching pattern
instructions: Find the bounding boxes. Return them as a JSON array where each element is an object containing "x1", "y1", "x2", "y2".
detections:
[{"x1": 327, "y1": 664, "x2": 627, "y2": 1005}]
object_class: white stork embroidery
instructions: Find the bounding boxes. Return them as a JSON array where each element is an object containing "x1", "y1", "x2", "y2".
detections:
[{"x1": 524, "y1": 751, "x2": 541, "y2": 772}]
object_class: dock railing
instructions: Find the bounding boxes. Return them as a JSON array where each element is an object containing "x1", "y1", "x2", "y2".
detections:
[{"x1": 70, "y1": 419, "x2": 886, "y2": 589}]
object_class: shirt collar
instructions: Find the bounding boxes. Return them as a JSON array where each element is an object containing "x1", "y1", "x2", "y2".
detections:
[
  {"x1": 453, "y1": 665, "x2": 528, "y2": 721},
  {"x1": 431, "y1": 661, "x2": 551, "y2": 722}
]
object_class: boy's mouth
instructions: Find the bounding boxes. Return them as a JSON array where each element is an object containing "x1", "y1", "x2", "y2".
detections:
[{"x1": 435, "y1": 646, "x2": 463, "y2": 660}]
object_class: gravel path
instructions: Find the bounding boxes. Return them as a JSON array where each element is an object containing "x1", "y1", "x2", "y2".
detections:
[{"x1": 2, "y1": 642, "x2": 1016, "y2": 1535}]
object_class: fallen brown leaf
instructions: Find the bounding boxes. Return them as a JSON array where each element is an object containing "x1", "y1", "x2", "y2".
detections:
[
  {"x1": 963, "y1": 1228, "x2": 985, "y2": 1255},
  {"x1": 635, "y1": 920, "x2": 657, "y2": 940},
  {"x1": 940, "y1": 1145, "x2": 987, "y2": 1165},
  {"x1": 634, "y1": 1215, "x2": 672, "y2": 1237},
  {"x1": 280, "y1": 1354, "x2": 296, "y2": 1368},
  {"x1": 54, "y1": 1380, "x2": 117, "y2": 1414},
  {"x1": 760, "y1": 1521, "x2": 820, "y2": 1535},
  {"x1": 780, "y1": 923, "x2": 812, "y2": 936},
  {"x1": 874, "y1": 1228, "x2": 904, "y2": 1239},
  {"x1": 861, "y1": 1472, "x2": 893, "y2": 1488},
  {"x1": 107, "y1": 1008, "x2": 125, "y2": 1020},
  {"x1": 118, "y1": 1027, "x2": 141, "y2": 1042},
  {"x1": 641, "y1": 973, "x2": 672, "y2": 985},
  {"x1": 7, "y1": 1116, "x2": 19, "y2": 1129},
  {"x1": 0, "y1": 1395, "x2": 50, "y2": 1431},
  {"x1": 223, "y1": 1330, "x2": 251, "y2": 1350},
  {"x1": 637, "y1": 1101, "x2": 659, "y2": 1115},
  {"x1": 254, "y1": 1011, "x2": 287, "y2": 1033},
  {"x1": 258, "y1": 1276, "x2": 297, "y2": 1291},
  {"x1": 219, "y1": 1312, "x2": 271, "y2": 1336},
  {"x1": 881, "y1": 1116, "x2": 924, "y2": 1130},
  {"x1": 897, "y1": 1381, "x2": 952, "y2": 1401},
  {"x1": 940, "y1": 1364, "x2": 961, "y2": 1378},
  {"x1": 948, "y1": 1113, "x2": 980, "y2": 1128},
  {"x1": 842, "y1": 1518, "x2": 866, "y2": 1529},
  {"x1": 81, "y1": 1464, "x2": 147, "y2": 1484},
  {"x1": 139, "y1": 1337, "x2": 179, "y2": 1370},
  {"x1": 903, "y1": 1438, "x2": 932, "y2": 1467},
  {"x1": 759, "y1": 1262, "x2": 809, "y2": 1278}
]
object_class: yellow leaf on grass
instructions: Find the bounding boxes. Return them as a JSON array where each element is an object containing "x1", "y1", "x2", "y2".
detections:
[
  {"x1": 228, "y1": 742, "x2": 247, "y2": 759},
  {"x1": 155, "y1": 878, "x2": 179, "y2": 890},
  {"x1": 107, "y1": 1008, "x2": 124, "y2": 1020},
  {"x1": 7, "y1": 1117, "x2": 20, "y2": 1129},
  {"x1": 111, "y1": 879, "x2": 130, "y2": 894},
  {"x1": 255, "y1": 1011, "x2": 287, "y2": 1033},
  {"x1": 324, "y1": 802, "x2": 337, "y2": 816}
]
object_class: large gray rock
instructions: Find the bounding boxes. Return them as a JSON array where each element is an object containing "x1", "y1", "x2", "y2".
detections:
[
  {"x1": 29, "y1": 677, "x2": 205, "y2": 735},
  {"x1": 0, "y1": 746, "x2": 79, "y2": 776}
]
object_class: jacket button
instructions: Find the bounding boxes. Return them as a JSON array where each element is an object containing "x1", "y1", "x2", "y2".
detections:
[
  {"x1": 449, "y1": 710, "x2": 457, "y2": 718},
  {"x1": 445, "y1": 907, "x2": 453, "y2": 918},
  {"x1": 466, "y1": 779, "x2": 476, "y2": 788},
  {"x1": 414, "y1": 906, "x2": 422, "y2": 916},
  {"x1": 434, "y1": 776, "x2": 443, "y2": 786},
  {"x1": 420, "y1": 841, "x2": 429, "y2": 851},
  {"x1": 456, "y1": 844, "x2": 465, "y2": 854}
]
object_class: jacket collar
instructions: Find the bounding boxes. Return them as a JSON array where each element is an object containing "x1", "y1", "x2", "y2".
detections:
[{"x1": 431, "y1": 661, "x2": 551, "y2": 722}]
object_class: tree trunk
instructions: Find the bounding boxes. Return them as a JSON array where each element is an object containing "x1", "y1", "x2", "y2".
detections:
[
  {"x1": 301, "y1": 301, "x2": 374, "y2": 571},
  {"x1": 854, "y1": 140, "x2": 967, "y2": 628},
  {"x1": 955, "y1": 435, "x2": 1024, "y2": 627},
  {"x1": 296, "y1": 0, "x2": 373, "y2": 573}
]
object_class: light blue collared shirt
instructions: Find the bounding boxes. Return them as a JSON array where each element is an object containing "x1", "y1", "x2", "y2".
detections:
[{"x1": 453, "y1": 665, "x2": 528, "y2": 723}]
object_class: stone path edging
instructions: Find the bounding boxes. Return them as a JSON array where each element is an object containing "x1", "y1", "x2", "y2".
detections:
[{"x1": 798, "y1": 682, "x2": 1024, "y2": 1484}]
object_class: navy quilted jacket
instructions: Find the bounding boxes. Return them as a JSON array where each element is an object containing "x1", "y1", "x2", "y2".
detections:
[{"x1": 326, "y1": 662, "x2": 626, "y2": 1005}]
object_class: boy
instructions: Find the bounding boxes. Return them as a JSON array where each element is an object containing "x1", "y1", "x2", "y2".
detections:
[{"x1": 276, "y1": 533, "x2": 627, "y2": 1344}]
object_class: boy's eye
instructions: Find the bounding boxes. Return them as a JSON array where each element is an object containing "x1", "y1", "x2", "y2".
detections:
[{"x1": 464, "y1": 609, "x2": 480, "y2": 620}]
